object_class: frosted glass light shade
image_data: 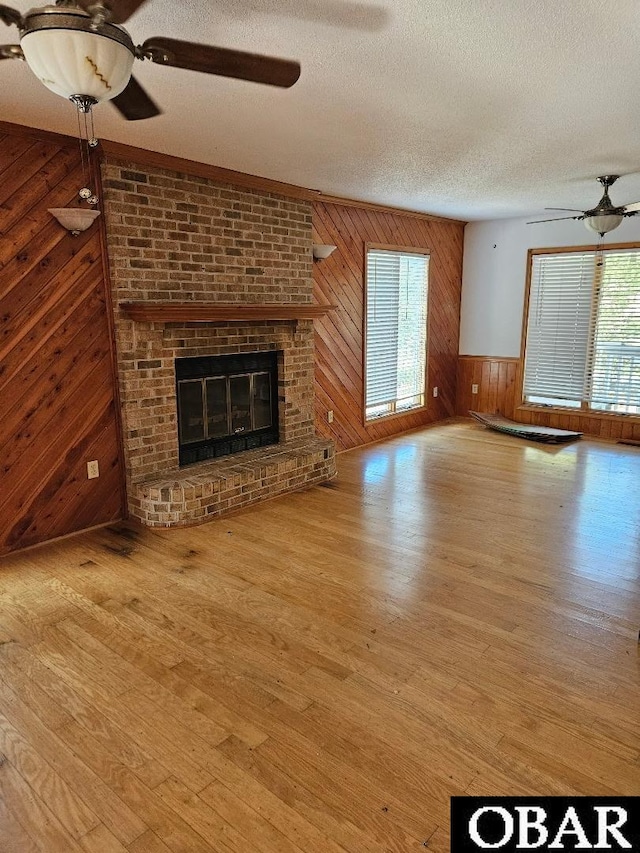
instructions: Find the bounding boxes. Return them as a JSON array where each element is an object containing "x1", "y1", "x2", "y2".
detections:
[
  {"x1": 312, "y1": 244, "x2": 338, "y2": 260},
  {"x1": 49, "y1": 207, "x2": 101, "y2": 235},
  {"x1": 584, "y1": 213, "x2": 624, "y2": 235},
  {"x1": 21, "y1": 28, "x2": 134, "y2": 101}
]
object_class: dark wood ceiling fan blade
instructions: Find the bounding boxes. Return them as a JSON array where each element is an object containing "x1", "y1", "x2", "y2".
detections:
[
  {"x1": 111, "y1": 75, "x2": 161, "y2": 120},
  {"x1": 0, "y1": 44, "x2": 22, "y2": 59},
  {"x1": 141, "y1": 37, "x2": 301, "y2": 88},
  {"x1": 0, "y1": 5, "x2": 22, "y2": 28},
  {"x1": 75, "y1": 0, "x2": 148, "y2": 24},
  {"x1": 527, "y1": 215, "x2": 582, "y2": 224}
]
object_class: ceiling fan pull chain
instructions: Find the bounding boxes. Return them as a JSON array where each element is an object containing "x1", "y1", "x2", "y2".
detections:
[
  {"x1": 72, "y1": 98, "x2": 99, "y2": 206},
  {"x1": 86, "y1": 108, "x2": 99, "y2": 205},
  {"x1": 75, "y1": 104, "x2": 89, "y2": 193}
]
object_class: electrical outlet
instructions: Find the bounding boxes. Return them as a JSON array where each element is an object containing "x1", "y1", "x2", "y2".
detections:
[
  {"x1": 327, "y1": 410, "x2": 334, "y2": 423},
  {"x1": 472, "y1": 384, "x2": 479, "y2": 395},
  {"x1": 87, "y1": 460, "x2": 99, "y2": 479},
  {"x1": 433, "y1": 386, "x2": 438, "y2": 397}
]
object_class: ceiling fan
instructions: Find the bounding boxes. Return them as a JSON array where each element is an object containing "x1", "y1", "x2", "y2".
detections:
[
  {"x1": 527, "y1": 175, "x2": 640, "y2": 237},
  {"x1": 0, "y1": 0, "x2": 301, "y2": 121}
]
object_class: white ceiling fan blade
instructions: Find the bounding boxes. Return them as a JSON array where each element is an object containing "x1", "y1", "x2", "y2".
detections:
[{"x1": 623, "y1": 201, "x2": 640, "y2": 212}]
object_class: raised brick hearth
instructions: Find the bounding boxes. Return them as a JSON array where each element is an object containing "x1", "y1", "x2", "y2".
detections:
[
  {"x1": 102, "y1": 158, "x2": 335, "y2": 527},
  {"x1": 131, "y1": 437, "x2": 334, "y2": 527}
]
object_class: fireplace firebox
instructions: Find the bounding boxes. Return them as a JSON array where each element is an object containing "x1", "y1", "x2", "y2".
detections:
[{"x1": 176, "y1": 352, "x2": 279, "y2": 466}]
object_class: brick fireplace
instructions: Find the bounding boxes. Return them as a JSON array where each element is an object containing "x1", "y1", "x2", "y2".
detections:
[{"x1": 102, "y1": 159, "x2": 335, "y2": 527}]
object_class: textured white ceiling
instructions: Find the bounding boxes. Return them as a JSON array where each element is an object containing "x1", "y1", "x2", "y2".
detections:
[{"x1": 3, "y1": 0, "x2": 640, "y2": 220}]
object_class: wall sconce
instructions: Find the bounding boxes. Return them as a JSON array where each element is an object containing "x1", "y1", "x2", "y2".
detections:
[
  {"x1": 48, "y1": 207, "x2": 101, "y2": 237},
  {"x1": 312, "y1": 244, "x2": 337, "y2": 261}
]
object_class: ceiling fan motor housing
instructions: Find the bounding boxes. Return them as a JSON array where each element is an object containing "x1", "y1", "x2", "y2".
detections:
[
  {"x1": 584, "y1": 175, "x2": 625, "y2": 235},
  {"x1": 20, "y1": 5, "x2": 134, "y2": 102}
]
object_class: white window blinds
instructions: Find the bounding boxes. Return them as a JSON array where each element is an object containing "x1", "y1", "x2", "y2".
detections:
[
  {"x1": 524, "y1": 248, "x2": 640, "y2": 414},
  {"x1": 588, "y1": 250, "x2": 640, "y2": 412},
  {"x1": 524, "y1": 251, "x2": 594, "y2": 402},
  {"x1": 365, "y1": 248, "x2": 429, "y2": 420}
]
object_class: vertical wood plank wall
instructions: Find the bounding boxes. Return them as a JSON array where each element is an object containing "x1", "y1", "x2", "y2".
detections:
[
  {"x1": 456, "y1": 355, "x2": 640, "y2": 441},
  {"x1": 456, "y1": 356, "x2": 519, "y2": 419},
  {"x1": 313, "y1": 202, "x2": 464, "y2": 451},
  {"x1": 0, "y1": 122, "x2": 125, "y2": 555}
]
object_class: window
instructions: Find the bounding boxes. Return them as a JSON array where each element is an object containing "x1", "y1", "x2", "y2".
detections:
[
  {"x1": 523, "y1": 247, "x2": 640, "y2": 415},
  {"x1": 365, "y1": 247, "x2": 429, "y2": 421}
]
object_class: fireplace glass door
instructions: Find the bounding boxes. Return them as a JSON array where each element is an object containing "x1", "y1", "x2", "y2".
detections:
[
  {"x1": 205, "y1": 378, "x2": 228, "y2": 438},
  {"x1": 178, "y1": 380, "x2": 206, "y2": 444},
  {"x1": 176, "y1": 352, "x2": 279, "y2": 465}
]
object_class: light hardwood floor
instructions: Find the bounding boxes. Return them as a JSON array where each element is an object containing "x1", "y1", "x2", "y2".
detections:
[{"x1": 0, "y1": 421, "x2": 639, "y2": 853}]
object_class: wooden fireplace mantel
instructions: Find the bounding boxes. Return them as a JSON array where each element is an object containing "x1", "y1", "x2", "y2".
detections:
[{"x1": 120, "y1": 302, "x2": 337, "y2": 323}]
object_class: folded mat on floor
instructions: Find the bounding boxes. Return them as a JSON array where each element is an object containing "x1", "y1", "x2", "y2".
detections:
[{"x1": 469, "y1": 411, "x2": 582, "y2": 444}]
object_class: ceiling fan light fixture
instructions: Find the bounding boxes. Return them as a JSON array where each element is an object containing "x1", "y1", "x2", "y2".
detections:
[
  {"x1": 20, "y1": 10, "x2": 134, "y2": 102},
  {"x1": 583, "y1": 213, "x2": 624, "y2": 236},
  {"x1": 1, "y1": 1, "x2": 301, "y2": 122}
]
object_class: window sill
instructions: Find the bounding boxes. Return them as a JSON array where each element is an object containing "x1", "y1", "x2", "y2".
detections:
[
  {"x1": 364, "y1": 404, "x2": 428, "y2": 426},
  {"x1": 517, "y1": 404, "x2": 640, "y2": 425}
]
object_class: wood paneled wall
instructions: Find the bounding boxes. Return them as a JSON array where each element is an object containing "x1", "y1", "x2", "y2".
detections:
[
  {"x1": 0, "y1": 122, "x2": 124, "y2": 555},
  {"x1": 456, "y1": 355, "x2": 640, "y2": 441},
  {"x1": 312, "y1": 202, "x2": 464, "y2": 451},
  {"x1": 456, "y1": 356, "x2": 519, "y2": 419}
]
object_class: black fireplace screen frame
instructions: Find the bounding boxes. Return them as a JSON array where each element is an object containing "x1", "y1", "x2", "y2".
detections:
[{"x1": 175, "y1": 351, "x2": 280, "y2": 466}]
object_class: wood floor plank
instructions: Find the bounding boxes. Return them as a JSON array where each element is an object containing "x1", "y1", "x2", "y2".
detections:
[
  {"x1": 61, "y1": 692, "x2": 214, "y2": 795},
  {"x1": 0, "y1": 711, "x2": 100, "y2": 838},
  {"x1": 29, "y1": 625, "x2": 131, "y2": 703},
  {"x1": 78, "y1": 823, "x2": 129, "y2": 853},
  {"x1": 0, "y1": 782, "x2": 43, "y2": 853},
  {"x1": 198, "y1": 741, "x2": 349, "y2": 853},
  {"x1": 154, "y1": 776, "x2": 256, "y2": 853},
  {"x1": 57, "y1": 618, "x2": 230, "y2": 749},
  {"x1": 216, "y1": 734, "x2": 395, "y2": 853},
  {"x1": 101, "y1": 595, "x2": 316, "y2": 712},
  {"x1": 257, "y1": 738, "x2": 432, "y2": 850},
  {"x1": 2, "y1": 639, "x2": 125, "y2": 729},
  {"x1": 265, "y1": 697, "x2": 454, "y2": 821},
  {"x1": 45, "y1": 674, "x2": 172, "y2": 791},
  {"x1": 0, "y1": 757, "x2": 86, "y2": 853},
  {"x1": 0, "y1": 677, "x2": 148, "y2": 845},
  {"x1": 0, "y1": 423, "x2": 638, "y2": 852},
  {"x1": 54, "y1": 720, "x2": 215, "y2": 853},
  {"x1": 198, "y1": 778, "x2": 306, "y2": 853},
  {"x1": 59, "y1": 606, "x2": 270, "y2": 748},
  {"x1": 128, "y1": 830, "x2": 174, "y2": 853},
  {"x1": 44, "y1": 578, "x2": 185, "y2": 669},
  {"x1": 126, "y1": 582, "x2": 353, "y2": 681},
  {"x1": 0, "y1": 644, "x2": 74, "y2": 731}
]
